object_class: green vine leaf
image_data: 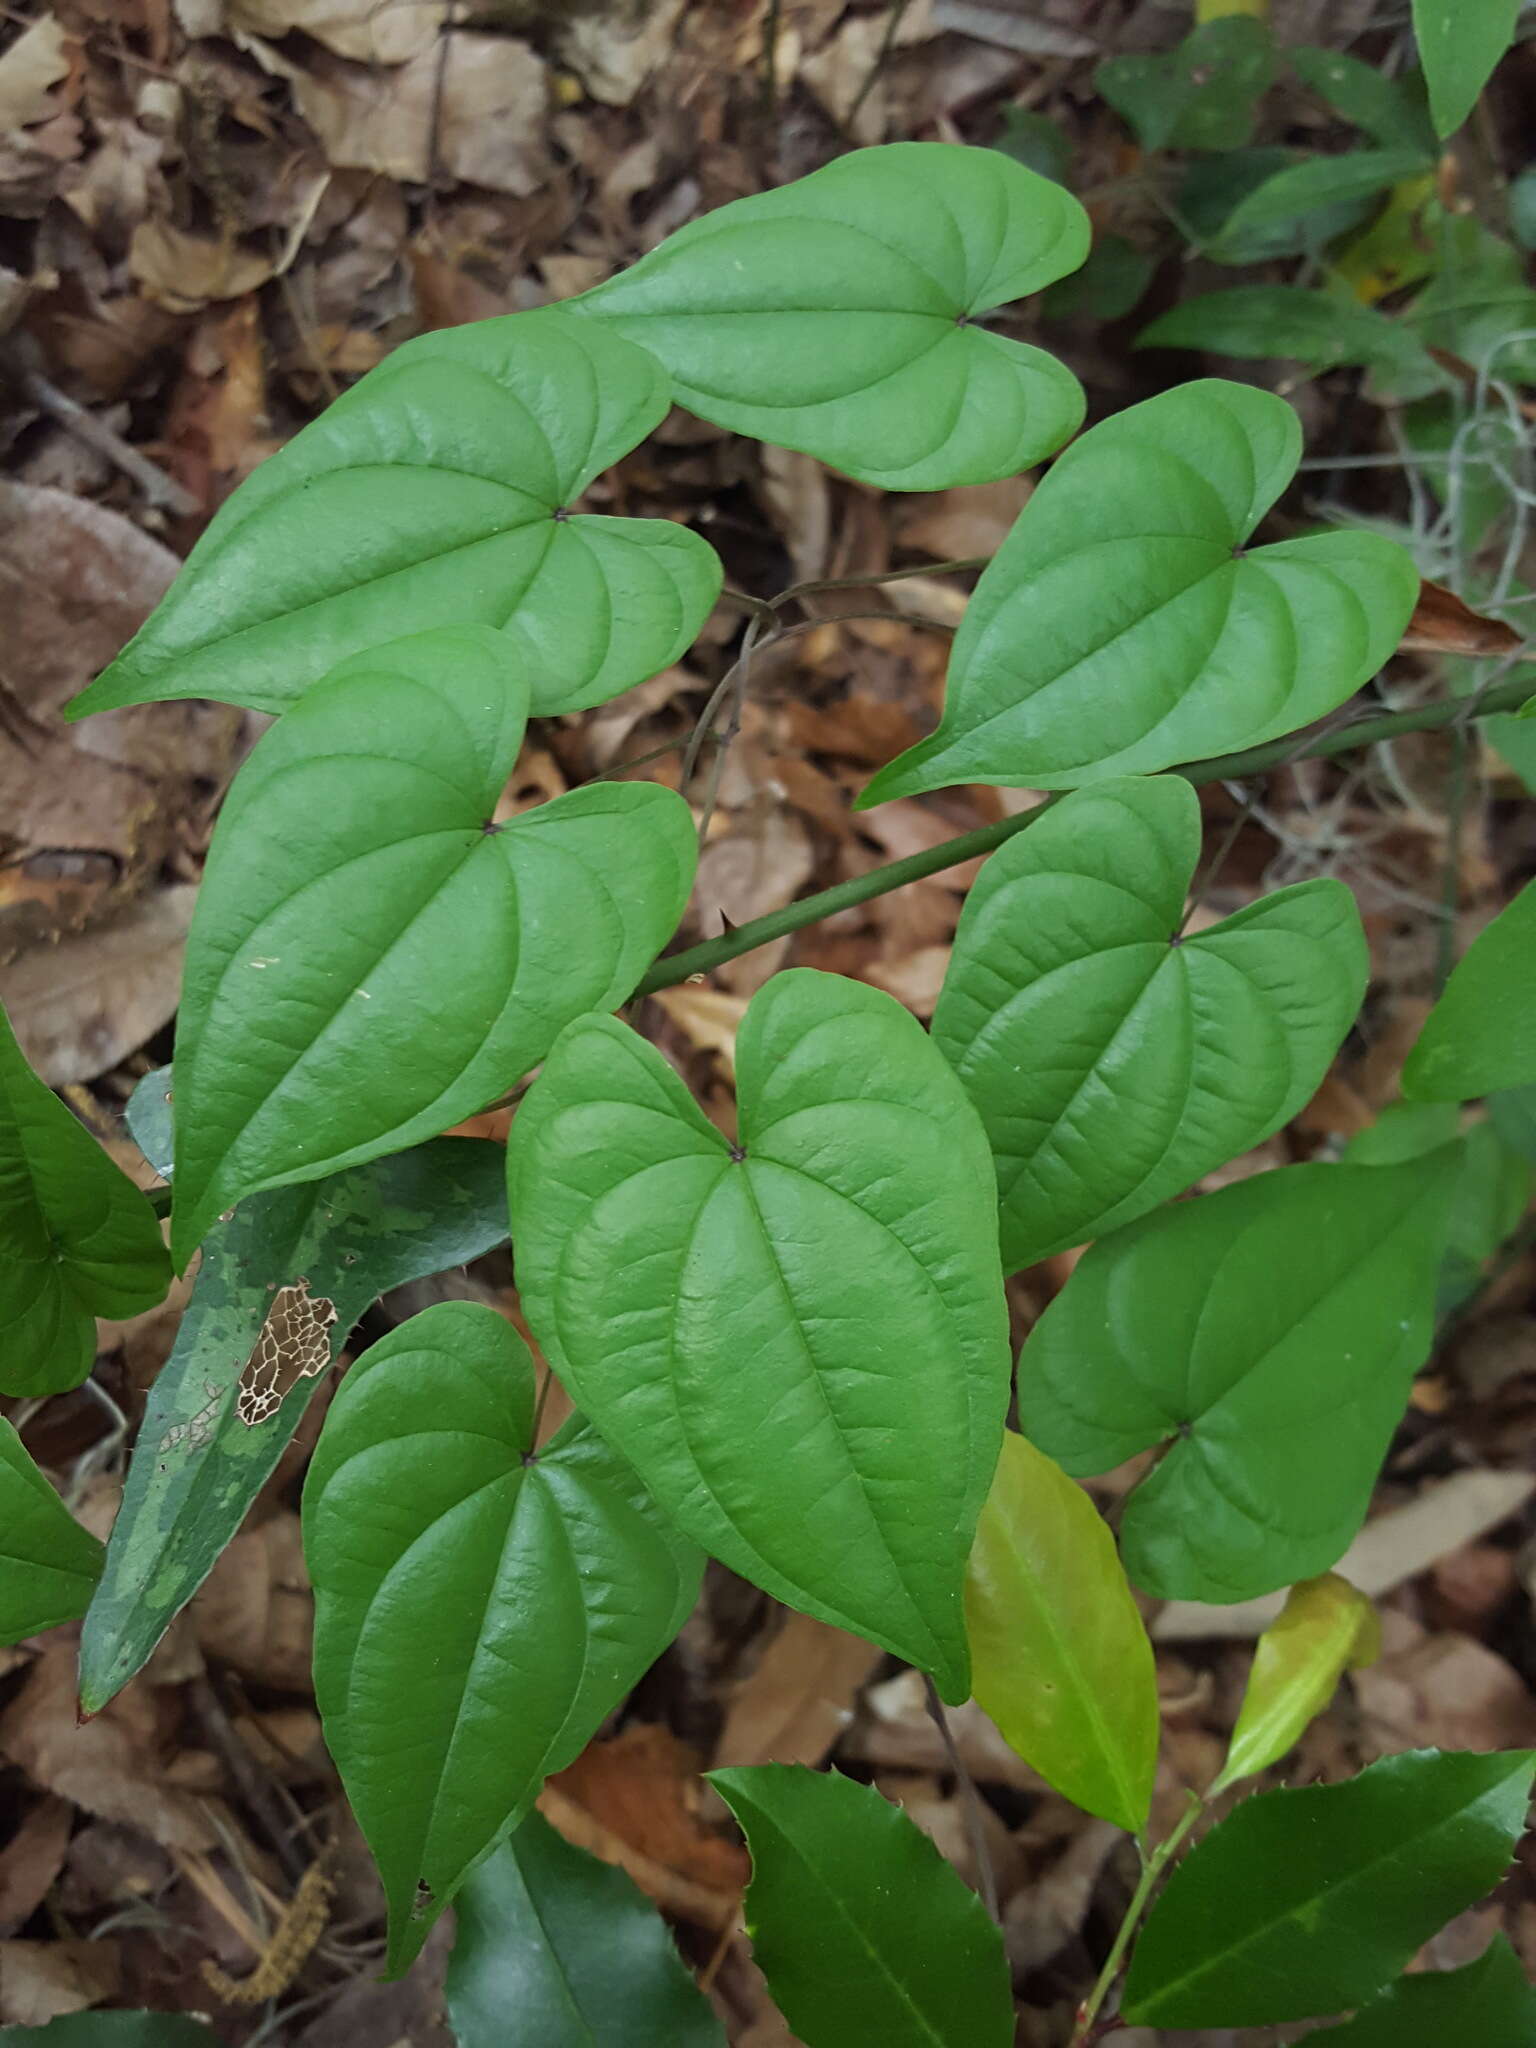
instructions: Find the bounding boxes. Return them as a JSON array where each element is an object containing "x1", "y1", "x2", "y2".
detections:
[
  {"x1": 577, "y1": 143, "x2": 1089, "y2": 491},
  {"x1": 964, "y1": 1431, "x2": 1158, "y2": 1833},
  {"x1": 1123, "y1": 1748, "x2": 1536, "y2": 2026},
  {"x1": 861, "y1": 380, "x2": 1420, "y2": 802},
  {"x1": 1096, "y1": 15, "x2": 1274, "y2": 152},
  {"x1": 446, "y1": 1812, "x2": 726, "y2": 2048},
  {"x1": 167, "y1": 626, "x2": 696, "y2": 1267},
  {"x1": 1306, "y1": 1935, "x2": 1536, "y2": 2043},
  {"x1": 304, "y1": 1301, "x2": 702, "y2": 1975},
  {"x1": 1018, "y1": 1160, "x2": 1455, "y2": 1602},
  {"x1": 0, "y1": 1418, "x2": 103, "y2": 1643},
  {"x1": 932, "y1": 776, "x2": 1367, "y2": 1271},
  {"x1": 1413, "y1": 0, "x2": 1520, "y2": 138},
  {"x1": 507, "y1": 970, "x2": 1012, "y2": 1702},
  {"x1": 1217, "y1": 149, "x2": 1432, "y2": 237},
  {"x1": 1403, "y1": 876, "x2": 1536, "y2": 1101},
  {"x1": 1136, "y1": 289, "x2": 1442, "y2": 396},
  {"x1": 78, "y1": 1069, "x2": 510, "y2": 1715},
  {"x1": 67, "y1": 306, "x2": 721, "y2": 722},
  {"x1": 711, "y1": 1765, "x2": 1013, "y2": 2048},
  {"x1": 0, "y1": 1001, "x2": 170, "y2": 1397}
]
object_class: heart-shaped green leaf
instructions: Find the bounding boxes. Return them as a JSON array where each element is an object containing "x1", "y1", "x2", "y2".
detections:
[
  {"x1": 1123, "y1": 1748, "x2": 1536, "y2": 2026},
  {"x1": 79, "y1": 1069, "x2": 510, "y2": 1714},
  {"x1": 1403, "y1": 876, "x2": 1536, "y2": 1100},
  {"x1": 1019, "y1": 1160, "x2": 1455, "y2": 1602},
  {"x1": 0, "y1": 1001, "x2": 170, "y2": 1397},
  {"x1": 964, "y1": 1430, "x2": 1157, "y2": 1832},
  {"x1": 0, "y1": 1418, "x2": 103, "y2": 1643},
  {"x1": 507, "y1": 970, "x2": 1012, "y2": 1702},
  {"x1": 577, "y1": 143, "x2": 1088, "y2": 491},
  {"x1": 446, "y1": 1812, "x2": 726, "y2": 2048},
  {"x1": 304, "y1": 1301, "x2": 702, "y2": 1975},
  {"x1": 711, "y1": 1766, "x2": 1013, "y2": 2048},
  {"x1": 1210, "y1": 1573, "x2": 1380, "y2": 1796},
  {"x1": 67, "y1": 306, "x2": 721, "y2": 721},
  {"x1": 167, "y1": 626, "x2": 696, "y2": 1267},
  {"x1": 933, "y1": 776, "x2": 1367, "y2": 1270},
  {"x1": 860, "y1": 380, "x2": 1420, "y2": 802},
  {"x1": 1308, "y1": 1935, "x2": 1536, "y2": 2044}
]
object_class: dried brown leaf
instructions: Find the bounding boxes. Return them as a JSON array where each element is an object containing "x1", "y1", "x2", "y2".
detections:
[
  {"x1": 1399, "y1": 578, "x2": 1524, "y2": 657},
  {"x1": 0, "y1": 1937, "x2": 120, "y2": 2026},
  {"x1": 714, "y1": 1612, "x2": 885, "y2": 1770}
]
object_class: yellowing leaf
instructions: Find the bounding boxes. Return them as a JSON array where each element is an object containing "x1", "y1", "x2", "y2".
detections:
[
  {"x1": 1211, "y1": 1573, "x2": 1380, "y2": 1796},
  {"x1": 964, "y1": 1432, "x2": 1157, "y2": 1833}
]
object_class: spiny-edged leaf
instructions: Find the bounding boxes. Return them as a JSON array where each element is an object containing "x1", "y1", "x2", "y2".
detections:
[
  {"x1": 0, "y1": 1000, "x2": 169, "y2": 1397},
  {"x1": 1413, "y1": 0, "x2": 1519, "y2": 137},
  {"x1": 1346, "y1": 1107, "x2": 1531, "y2": 1312},
  {"x1": 167, "y1": 627, "x2": 695, "y2": 1267},
  {"x1": 1210, "y1": 1574, "x2": 1380, "y2": 1796},
  {"x1": 78, "y1": 1072, "x2": 509, "y2": 1714},
  {"x1": 1095, "y1": 15, "x2": 1274, "y2": 152},
  {"x1": 1403, "y1": 878, "x2": 1536, "y2": 1101},
  {"x1": 0, "y1": 1418, "x2": 103, "y2": 1642},
  {"x1": 711, "y1": 1766, "x2": 1012, "y2": 2048},
  {"x1": 860, "y1": 381, "x2": 1419, "y2": 802},
  {"x1": 1307, "y1": 1935, "x2": 1536, "y2": 2043},
  {"x1": 507, "y1": 970, "x2": 1011, "y2": 1703},
  {"x1": 1019, "y1": 1160, "x2": 1455, "y2": 1602},
  {"x1": 964, "y1": 1431, "x2": 1157, "y2": 1832},
  {"x1": 1123, "y1": 1748, "x2": 1536, "y2": 2026},
  {"x1": 933, "y1": 776, "x2": 1367, "y2": 1270},
  {"x1": 1217, "y1": 149, "x2": 1431, "y2": 236},
  {"x1": 576, "y1": 143, "x2": 1088, "y2": 491},
  {"x1": 1137, "y1": 289, "x2": 1442, "y2": 397},
  {"x1": 0, "y1": 2016, "x2": 221, "y2": 2045},
  {"x1": 304, "y1": 1301, "x2": 702, "y2": 1975},
  {"x1": 1289, "y1": 48, "x2": 1437, "y2": 153},
  {"x1": 67, "y1": 306, "x2": 720, "y2": 721},
  {"x1": 446, "y1": 1811, "x2": 725, "y2": 2048}
]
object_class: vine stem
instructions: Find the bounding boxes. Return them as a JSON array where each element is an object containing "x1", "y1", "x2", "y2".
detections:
[
  {"x1": 633, "y1": 675, "x2": 1533, "y2": 997},
  {"x1": 1069, "y1": 1794, "x2": 1204, "y2": 2047}
]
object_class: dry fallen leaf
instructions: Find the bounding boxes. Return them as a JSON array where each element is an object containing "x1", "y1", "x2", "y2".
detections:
[
  {"x1": 1398, "y1": 577, "x2": 1524, "y2": 657},
  {"x1": 0, "y1": 14, "x2": 70, "y2": 132},
  {"x1": 0, "y1": 1798, "x2": 73, "y2": 1937},
  {"x1": 128, "y1": 221, "x2": 278, "y2": 314},
  {"x1": 714, "y1": 1612, "x2": 885, "y2": 1770},
  {"x1": 192, "y1": 1514, "x2": 314, "y2": 1693},
  {"x1": 1355, "y1": 1627, "x2": 1536, "y2": 1756},
  {"x1": 548, "y1": 1724, "x2": 748, "y2": 1899},
  {"x1": 0, "y1": 1937, "x2": 120, "y2": 2026},
  {"x1": 228, "y1": 0, "x2": 450, "y2": 64}
]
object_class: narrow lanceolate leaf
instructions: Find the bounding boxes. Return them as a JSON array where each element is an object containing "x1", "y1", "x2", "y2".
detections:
[
  {"x1": 0, "y1": 1000, "x2": 169, "y2": 1397},
  {"x1": 167, "y1": 627, "x2": 695, "y2": 1267},
  {"x1": 964, "y1": 1431, "x2": 1157, "y2": 1832},
  {"x1": 67, "y1": 306, "x2": 721, "y2": 721},
  {"x1": 304, "y1": 1302, "x2": 702, "y2": 1974},
  {"x1": 1019, "y1": 1161, "x2": 1455, "y2": 1603},
  {"x1": 78, "y1": 1068, "x2": 509, "y2": 1714},
  {"x1": 861, "y1": 380, "x2": 1419, "y2": 802},
  {"x1": 1413, "y1": 0, "x2": 1519, "y2": 137},
  {"x1": 0, "y1": 1419, "x2": 103, "y2": 1642},
  {"x1": 1218, "y1": 150, "x2": 1432, "y2": 237},
  {"x1": 508, "y1": 970, "x2": 1012, "y2": 1703},
  {"x1": 1210, "y1": 1574, "x2": 1380, "y2": 1796},
  {"x1": 711, "y1": 1767, "x2": 1012, "y2": 2048},
  {"x1": 1136, "y1": 289, "x2": 1441, "y2": 397},
  {"x1": 1403, "y1": 877, "x2": 1536, "y2": 1101},
  {"x1": 1123, "y1": 1748, "x2": 1536, "y2": 2026},
  {"x1": 446, "y1": 1812, "x2": 725, "y2": 2048},
  {"x1": 1308, "y1": 1935, "x2": 1536, "y2": 2043},
  {"x1": 577, "y1": 143, "x2": 1088, "y2": 491},
  {"x1": 932, "y1": 777, "x2": 1366, "y2": 1270}
]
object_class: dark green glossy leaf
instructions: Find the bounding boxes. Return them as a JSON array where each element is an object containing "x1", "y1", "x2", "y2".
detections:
[
  {"x1": 1346, "y1": 1106, "x2": 1531, "y2": 1311},
  {"x1": 305, "y1": 1301, "x2": 701, "y2": 1974},
  {"x1": 933, "y1": 776, "x2": 1367, "y2": 1269},
  {"x1": 507, "y1": 970, "x2": 1011, "y2": 1703},
  {"x1": 1210, "y1": 1573, "x2": 1379, "y2": 1796},
  {"x1": 1019, "y1": 1160, "x2": 1455, "y2": 1602},
  {"x1": 1218, "y1": 149, "x2": 1429, "y2": 237},
  {"x1": 1413, "y1": 0, "x2": 1520, "y2": 137},
  {"x1": 446, "y1": 1811, "x2": 725, "y2": 2047},
  {"x1": 0, "y1": 2017, "x2": 220, "y2": 2046},
  {"x1": 78, "y1": 1076, "x2": 509, "y2": 1713},
  {"x1": 1307, "y1": 1935, "x2": 1536, "y2": 2043},
  {"x1": 0, "y1": 1000, "x2": 169, "y2": 1397},
  {"x1": 1404, "y1": 878, "x2": 1536, "y2": 1100},
  {"x1": 67, "y1": 306, "x2": 720, "y2": 721},
  {"x1": 578, "y1": 143, "x2": 1088, "y2": 491},
  {"x1": 167, "y1": 626, "x2": 695, "y2": 1266},
  {"x1": 1290, "y1": 48, "x2": 1437, "y2": 153},
  {"x1": 711, "y1": 1766, "x2": 1012, "y2": 2048},
  {"x1": 1137, "y1": 288, "x2": 1442, "y2": 397},
  {"x1": 964, "y1": 1431, "x2": 1157, "y2": 1832},
  {"x1": 862, "y1": 380, "x2": 1419, "y2": 801},
  {"x1": 1096, "y1": 16, "x2": 1274, "y2": 152},
  {"x1": 1123, "y1": 1748, "x2": 1536, "y2": 2026},
  {"x1": 0, "y1": 1418, "x2": 103, "y2": 1642}
]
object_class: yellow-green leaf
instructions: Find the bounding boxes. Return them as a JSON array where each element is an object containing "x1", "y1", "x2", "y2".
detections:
[
  {"x1": 964, "y1": 1431, "x2": 1158, "y2": 1833},
  {"x1": 1211, "y1": 1573, "x2": 1380, "y2": 1797}
]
